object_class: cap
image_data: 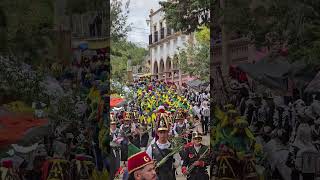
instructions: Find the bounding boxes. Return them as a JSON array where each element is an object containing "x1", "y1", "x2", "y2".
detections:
[
  {"x1": 156, "y1": 113, "x2": 169, "y2": 131},
  {"x1": 127, "y1": 143, "x2": 153, "y2": 174},
  {"x1": 124, "y1": 112, "x2": 132, "y2": 121},
  {"x1": 175, "y1": 110, "x2": 184, "y2": 120},
  {"x1": 192, "y1": 131, "x2": 202, "y2": 139},
  {"x1": 110, "y1": 113, "x2": 116, "y2": 124},
  {"x1": 132, "y1": 111, "x2": 140, "y2": 120}
]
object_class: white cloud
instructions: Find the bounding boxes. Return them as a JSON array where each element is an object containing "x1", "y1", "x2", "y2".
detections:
[{"x1": 126, "y1": 0, "x2": 161, "y2": 48}]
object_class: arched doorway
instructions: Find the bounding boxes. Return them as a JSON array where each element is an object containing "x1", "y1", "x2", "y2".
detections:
[
  {"x1": 166, "y1": 58, "x2": 172, "y2": 72},
  {"x1": 173, "y1": 54, "x2": 178, "y2": 69},
  {"x1": 166, "y1": 57, "x2": 172, "y2": 78},
  {"x1": 160, "y1": 59, "x2": 165, "y2": 73},
  {"x1": 153, "y1": 61, "x2": 158, "y2": 74}
]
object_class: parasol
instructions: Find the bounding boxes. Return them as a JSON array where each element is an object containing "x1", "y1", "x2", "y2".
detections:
[{"x1": 110, "y1": 98, "x2": 126, "y2": 108}]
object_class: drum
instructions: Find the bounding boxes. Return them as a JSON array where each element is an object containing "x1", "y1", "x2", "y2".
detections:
[
  {"x1": 216, "y1": 154, "x2": 241, "y2": 180},
  {"x1": 241, "y1": 154, "x2": 259, "y2": 180}
]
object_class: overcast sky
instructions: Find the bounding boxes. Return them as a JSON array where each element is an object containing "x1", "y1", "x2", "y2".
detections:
[{"x1": 126, "y1": 0, "x2": 162, "y2": 48}]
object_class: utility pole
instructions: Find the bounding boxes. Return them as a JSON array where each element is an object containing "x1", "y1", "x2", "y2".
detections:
[
  {"x1": 220, "y1": 0, "x2": 229, "y2": 78},
  {"x1": 127, "y1": 55, "x2": 133, "y2": 83}
]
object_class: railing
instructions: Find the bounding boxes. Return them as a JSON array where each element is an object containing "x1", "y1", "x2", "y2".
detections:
[
  {"x1": 149, "y1": 34, "x2": 152, "y2": 45},
  {"x1": 212, "y1": 38, "x2": 251, "y2": 64},
  {"x1": 72, "y1": 28, "x2": 108, "y2": 40},
  {"x1": 154, "y1": 31, "x2": 158, "y2": 43},
  {"x1": 160, "y1": 28, "x2": 165, "y2": 39}
]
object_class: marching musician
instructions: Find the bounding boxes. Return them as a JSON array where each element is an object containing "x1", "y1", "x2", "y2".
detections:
[
  {"x1": 181, "y1": 131, "x2": 210, "y2": 180},
  {"x1": 140, "y1": 116, "x2": 149, "y2": 151},
  {"x1": 132, "y1": 111, "x2": 141, "y2": 148},
  {"x1": 146, "y1": 113, "x2": 180, "y2": 180},
  {"x1": 172, "y1": 110, "x2": 189, "y2": 138},
  {"x1": 110, "y1": 116, "x2": 121, "y2": 180},
  {"x1": 127, "y1": 143, "x2": 157, "y2": 180},
  {"x1": 120, "y1": 112, "x2": 135, "y2": 164}
]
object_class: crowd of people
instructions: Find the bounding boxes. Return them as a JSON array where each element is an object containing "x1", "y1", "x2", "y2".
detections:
[
  {"x1": 182, "y1": 89, "x2": 210, "y2": 135},
  {"x1": 212, "y1": 79, "x2": 320, "y2": 180},
  {"x1": 0, "y1": 53, "x2": 110, "y2": 179},
  {"x1": 109, "y1": 78, "x2": 211, "y2": 180}
]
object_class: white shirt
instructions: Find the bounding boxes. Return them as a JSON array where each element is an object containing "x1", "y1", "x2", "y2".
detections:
[
  {"x1": 194, "y1": 145, "x2": 201, "y2": 153},
  {"x1": 110, "y1": 128, "x2": 120, "y2": 141},
  {"x1": 172, "y1": 121, "x2": 189, "y2": 136},
  {"x1": 146, "y1": 140, "x2": 181, "y2": 168},
  {"x1": 120, "y1": 123, "x2": 136, "y2": 133},
  {"x1": 193, "y1": 106, "x2": 201, "y2": 119},
  {"x1": 201, "y1": 105, "x2": 210, "y2": 117}
]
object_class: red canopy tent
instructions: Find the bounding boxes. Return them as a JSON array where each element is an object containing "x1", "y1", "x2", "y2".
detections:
[
  {"x1": 110, "y1": 97, "x2": 125, "y2": 108},
  {"x1": 0, "y1": 114, "x2": 48, "y2": 147}
]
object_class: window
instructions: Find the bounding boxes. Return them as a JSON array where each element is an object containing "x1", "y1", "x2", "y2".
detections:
[{"x1": 154, "y1": 25, "x2": 157, "y2": 32}]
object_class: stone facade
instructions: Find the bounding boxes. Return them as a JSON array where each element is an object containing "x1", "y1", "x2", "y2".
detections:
[{"x1": 148, "y1": 8, "x2": 195, "y2": 84}]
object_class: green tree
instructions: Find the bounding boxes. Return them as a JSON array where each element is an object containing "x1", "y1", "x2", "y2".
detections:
[
  {"x1": 0, "y1": 0, "x2": 54, "y2": 67},
  {"x1": 160, "y1": 0, "x2": 210, "y2": 33},
  {"x1": 0, "y1": 7, "x2": 7, "y2": 53},
  {"x1": 216, "y1": 0, "x2": 320, "y2": 65},
  {"x1": 111, "y1": 0, "x2": 131, "y2": 41},
  {"x1": 111, "y1": 40, "x2": 147, "y2": 82},
  {"x1": 178, "y1": 26, "x2": 210, "y2": 82}
]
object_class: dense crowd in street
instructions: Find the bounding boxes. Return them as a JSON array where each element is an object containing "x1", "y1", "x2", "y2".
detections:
[
  {"x1": 109, "y1": 78, "x2": 211, "y2": 180},
  {"x1": 0, "y1": 54, "x2": 110, "y2": 179},
  {"x1": 212, "y1": 78, "x2": 320, "y2": 180}
]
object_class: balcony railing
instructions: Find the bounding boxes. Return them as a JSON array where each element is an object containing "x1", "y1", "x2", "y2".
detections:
[
  {"x1": 149, "y1": 34, "x2": 152, "y2": 45},
  {"x1": 160, "y1": 28, "x2": 165, "y2": 39},
  {"x1": 154, "y1": 31, "x2": 158, "y2": 43}
]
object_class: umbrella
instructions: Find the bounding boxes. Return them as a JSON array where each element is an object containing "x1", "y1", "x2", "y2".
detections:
[{"x1": 110, "y1": 98, "x2": 126, "y2": 108}]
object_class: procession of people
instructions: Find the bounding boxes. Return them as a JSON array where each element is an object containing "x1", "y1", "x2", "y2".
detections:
[
  {"x1": 0, "y1": 54, "x2": 110, "y2": 179},
  {"x1": 211, "y1": 78, "x2": 320, "y2": 180},
  {"x1": 109, "y1": 77, "x2": 211, "y2": 180}
]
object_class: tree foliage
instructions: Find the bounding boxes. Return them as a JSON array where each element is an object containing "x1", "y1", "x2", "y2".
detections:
[
  {"x1": 111, "y1": 0, "x2": 131, "y2": 41},
  {"x1": 160, "y1": 0, "x2": 210, "y2": 33},
  {"x1": 0, "y1": 57, "x2": 44, "y2": 104},
  {"x1": 0, "y1": 0, "x2": 54, "y2": 67},
  {"x1": 215, "y1": 0, "x2": 320, "y2": 65},
  {"x1": 111, "y1": 40, "x2": 147, "y2": 82},
  {"x1": 178, "y1": 26, "x2": 210, "y2": 82}
]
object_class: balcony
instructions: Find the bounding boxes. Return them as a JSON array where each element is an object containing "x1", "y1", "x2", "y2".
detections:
[
  {"x1": 160, "y1": 28, "x2": 165, "y2": 39},
  {"x1": 154, "y1": 31, "x2": 158, "y2": 43},
  {"x1": 212, "y1": 38, "x2": 252, "y2": 65},
  {"x1": 149, "y1": 34, "x2": 152, "y2": 45}
]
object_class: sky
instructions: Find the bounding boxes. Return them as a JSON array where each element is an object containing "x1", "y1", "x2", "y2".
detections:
[{"x1": 126, "y1": 0, "x2": 162, "y2": 48}]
